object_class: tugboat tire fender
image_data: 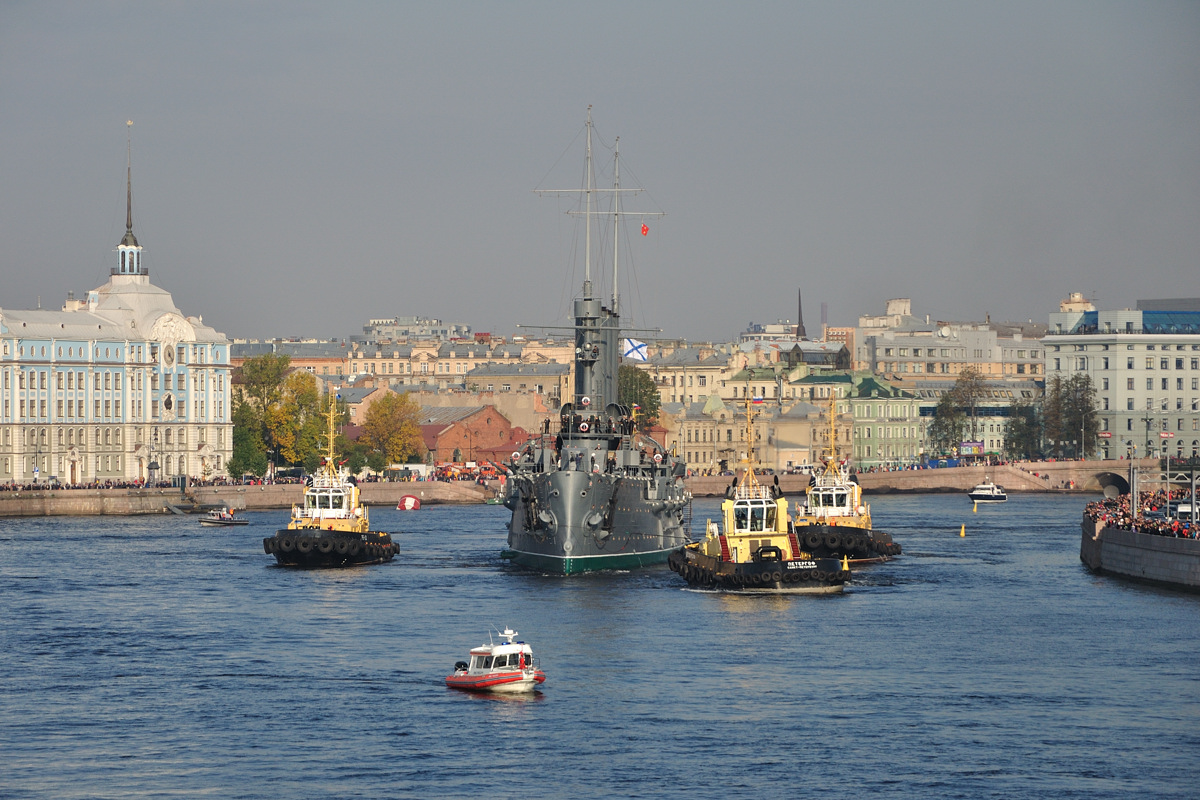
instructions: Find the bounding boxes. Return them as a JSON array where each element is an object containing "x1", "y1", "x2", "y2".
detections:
[
  {"x1": 279, "y1": 536, "x2": 295, "y2": 553},
  {"x1": 335, "y1": 539, "x2": 350, "y2": 555},
  {"x1": 348, "y1": 540, "x2": 362, "y2": 557},
  {"x1": 263, "y1": 538, "x2": 274, "y2": 554},
  {"x1": 317, "y1": 538, "x2": 335, "y2": 554},
  {"x1": 824, "y1": 533, "x2": 842, "y2": 550},
  {"x1": 804, "y1": 533, "x2": 822, "y2": 549},
  {"x1": 296, "y1": 536, "x2": 314, "y2": 554}
]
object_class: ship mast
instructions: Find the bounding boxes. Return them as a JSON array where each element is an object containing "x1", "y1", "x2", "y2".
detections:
[{"x1": 583, "y1": 106, "x2": 593, "y2": 298}]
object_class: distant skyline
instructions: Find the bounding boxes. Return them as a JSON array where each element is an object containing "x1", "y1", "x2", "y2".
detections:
[{"x1": 2, "y1": 2, "x2": 1198, "y2": 343}]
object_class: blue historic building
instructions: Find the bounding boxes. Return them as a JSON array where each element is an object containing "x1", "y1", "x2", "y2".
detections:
[{"x1": 0, "y1": 157, "x2": 233, "y2": 484}]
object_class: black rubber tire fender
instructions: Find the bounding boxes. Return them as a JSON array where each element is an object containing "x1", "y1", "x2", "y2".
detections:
[
  {"x1": 804, "y1": 533, "x2": 822, "y2": 549},
  {"x1": 348, "y1": 539, "x2": 362, "y2": 557},
  {"x1": 279, "y1": 536, "x2": 295, "y2": 553},
  {"x1": 335, "y1": 538, "x2": 350, "y2": 555},
  {"x1": 824, "y1": 533, "x2": 842, "y2": 550},
  {"x1": 317, "y1": 537, "x2": 334, "y2": 554},
  {"x1": 296, "y1": 536, "x2": 313, "y2": 554}
]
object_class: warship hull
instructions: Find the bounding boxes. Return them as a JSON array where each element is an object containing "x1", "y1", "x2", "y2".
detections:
[{"x1": 504, "y1": 466, "x2": 690, "y2": 574}]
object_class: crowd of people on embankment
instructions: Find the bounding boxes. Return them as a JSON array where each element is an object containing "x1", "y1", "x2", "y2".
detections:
[{"x1": 1085, "y1": 489, "x2": 1197, "y2": 539}]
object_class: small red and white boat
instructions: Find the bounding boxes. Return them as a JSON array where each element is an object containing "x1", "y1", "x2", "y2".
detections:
[
  {"x1": 445, "y1": 627, "x2": 546, "y2": 693},
  {"x1": 397, "y1": 495, "x2": 421, "y2": 510}
]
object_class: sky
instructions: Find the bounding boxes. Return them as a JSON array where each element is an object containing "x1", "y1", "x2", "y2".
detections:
[{"x1": 2, "y1": 2, "x2": 1198, "y2": 344}]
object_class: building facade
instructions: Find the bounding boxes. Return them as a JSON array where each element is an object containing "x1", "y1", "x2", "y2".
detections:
[
  {"x1": 1, "y1": 180, "x2": 233, "y2": 484},
  {"x1": 1043, "y1": 296, "x2": 1200, "y2": 460}
]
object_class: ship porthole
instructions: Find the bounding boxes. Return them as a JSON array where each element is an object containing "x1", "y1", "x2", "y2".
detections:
[{"x1": 580, "y1": 491, "x2": 588, "y2": 497}]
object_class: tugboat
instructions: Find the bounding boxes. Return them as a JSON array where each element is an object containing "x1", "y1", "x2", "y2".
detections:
[
  {"x1": 199, "y1": 507, "x2": 248, "y2": 527},
  {"x1": 967, "y1": 479, "x2": 1007, "y2": 503},
  {"x1": 668, "y1": 396, "x2": 850, "y2": 594},
  {"x1": 445, "y1": 627, "x2": 546, "y2": 693},
  {"x1": 791, "y1": 396, "x2": 900, "y2": 561},
  {"x1": 262, "y1": 398, "x2": 399, "y2": 568},
  {"x1": 502, "y1": 109, "x2": 692, "y2": 574}
]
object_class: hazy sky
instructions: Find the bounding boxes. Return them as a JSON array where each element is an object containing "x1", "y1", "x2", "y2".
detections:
[{"x1": 2, "y1": 2, "x2": 1198, "y2": 343}]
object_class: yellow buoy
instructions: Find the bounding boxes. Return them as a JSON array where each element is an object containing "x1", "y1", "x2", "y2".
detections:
[
  {"x1": 841, "y1": 554, "x2": 850, "y2": 572},
  {"x1": 960, "y1": 524, "x2": 966, "y2": 537},
  {"x1": 973, "y1": 501, "x2": 978, "y2": 513}
]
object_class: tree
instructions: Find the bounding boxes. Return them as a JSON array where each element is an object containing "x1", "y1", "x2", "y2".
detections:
[
  {"x1": 619, "y1": 364, "x2": 660, "y2": 431},
  {"x1": 1003, "y1": 398, "x2": 1042, "y2": 460},
  {"x1": 927, "y1": 393, "x2": 967, "y2": 456},
  {"x1": 927, "y1": 367, "x2": 988, "y2": 455},
  {"x1": 1043, "y1": 373, "x2": 1098, "y2": 458},
  {"x1": 264, "y1": 371, "x2": 324, "y2": 466},
  {"x1": 360, "y1": 392, "x2": 425, "y2": 464},
  {"x1": 239, "y1": 353, "x2": 291, "y2": 413},
  {"x1": 227, "y1": 396, "x2": 268, "y2": 478}
]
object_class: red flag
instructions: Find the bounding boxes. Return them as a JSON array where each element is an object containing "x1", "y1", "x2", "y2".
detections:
[{"x1": 641, "y1": 223, "x2": 649, "y2": 236}]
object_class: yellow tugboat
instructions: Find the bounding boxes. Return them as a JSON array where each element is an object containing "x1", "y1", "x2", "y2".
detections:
[
  {"x1": 792, "y1": 395, "x2": 900, "y2": 560},
  {"x1": 667, "y1": 396, "x2": 849, "y2": 593},
  {"x1": 262, "y1": 397, "x2": 399, "y2": 568}
]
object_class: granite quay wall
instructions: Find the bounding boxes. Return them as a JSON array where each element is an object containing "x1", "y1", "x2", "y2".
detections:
[
  {"x1": 681, "y1": 459, "x2": 1150, "y2": 497},
  {"x1": 0, "y1": 481, "x2": 492, "y2": 518},
  {"x1": 1081, "y1": 518, "x2": 1200, "y2": 591}
]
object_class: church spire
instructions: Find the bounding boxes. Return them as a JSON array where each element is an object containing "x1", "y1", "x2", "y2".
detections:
[{"x1": 115, "y1": 120, "x2": 145, "y2": 277}]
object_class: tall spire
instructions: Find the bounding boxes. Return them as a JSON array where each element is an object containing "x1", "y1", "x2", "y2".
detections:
[
  {"x1": 796, "y1": 288, "x2": 807, "y2": 339},
  {"x1": 115, "y1": 120, "x2": 146, "y2": 278},
  {"x1": 121, "y1": 120, "x2": 138, "y2": 248}
]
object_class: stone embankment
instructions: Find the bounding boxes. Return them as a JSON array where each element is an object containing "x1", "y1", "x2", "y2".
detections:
[
  {"x1": 1081, "y1": 517, "x2": 1200, "y2": 591},
  {"x1": 683, "y1": 460, "x2": 1145, "y2": 498},
  {"x1": 0, "y1": 481, "x2": 490, "y2": 517},
  {"x1": 0, "y1": 458, "x2": 1143, "y2": 517}
]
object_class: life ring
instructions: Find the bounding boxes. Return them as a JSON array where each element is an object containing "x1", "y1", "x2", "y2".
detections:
[
  {"x1": 579, "y1": 422, "x2": 589, "y2": 432},
  {"x1": 317, "y1": 537, "x2": 334, "y2": 554},
  {"x1": 296, "y1": 536, "x2": 313, "y2": 554},
  {"x1": 581, "y1": 396, "x2": 591, "y2": 407},
  {"x1": 653, "y1": 453, "x2": 663, "y2": 464},
  {"x1": 279, "y1": 536, "x2": 295, "y2": 553}
]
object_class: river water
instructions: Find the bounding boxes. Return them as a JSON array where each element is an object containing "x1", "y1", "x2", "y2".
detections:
[{"x1": 1, "y1": 494, "x2": 1197, "y2": 799}]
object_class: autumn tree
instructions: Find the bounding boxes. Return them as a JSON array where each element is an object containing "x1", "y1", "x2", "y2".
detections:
[
  {"x1": 619, "y1": 364, "x2": 661, "y2": 432},
  {"x1": 360, "y1": 392, "x2": 425, "y2": 464}
]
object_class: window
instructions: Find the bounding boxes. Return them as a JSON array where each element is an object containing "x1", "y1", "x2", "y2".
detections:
[
  {"x1": 1102, "y1": 378, "x2": 1109, "y2": 390},
  {"x1": 1128, "y1": 357, "x2": 1135, "y2": 369}
]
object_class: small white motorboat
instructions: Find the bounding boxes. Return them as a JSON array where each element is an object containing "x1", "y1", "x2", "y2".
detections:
[
  {"x1": 445, "y1": 627, "x2": 546, "y2": 693},
  {"x1": 199, "y1": 508, "x2": 249, "y2": 526},
  {"x1": 968, "y1": 479, "x2": 1007, "y2": 503}
]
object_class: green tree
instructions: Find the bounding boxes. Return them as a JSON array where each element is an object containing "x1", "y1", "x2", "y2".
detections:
[
  {"x1": 1043, "y1": 373, "x2": 1098, "y2": 458},
  {"x1": 227, "y1": 396, "x2": 268, "y2": 478},
  {"x1": 1003, "y1": 398, "x2": 1042, "y2": 460},
  {"x1": 927, "y1": 367, "x2": 989, "y2": 455},
  {"x1": 927, "y1": 393, "x2": 967, "y2": 456},
  {"x1": 239, "y1": 353, "x2": 291, "y2": 413},
  {"x1": 360, "y1": 392, "x2": 425, "y2": 464},
  {"x1": 619, "y1": 364, "x2": 661, "y2": 431}
]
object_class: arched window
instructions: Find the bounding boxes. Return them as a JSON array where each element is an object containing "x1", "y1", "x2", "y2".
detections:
[{"x1": 178, "y1": 455, "x2": 186, "y2": 475}]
